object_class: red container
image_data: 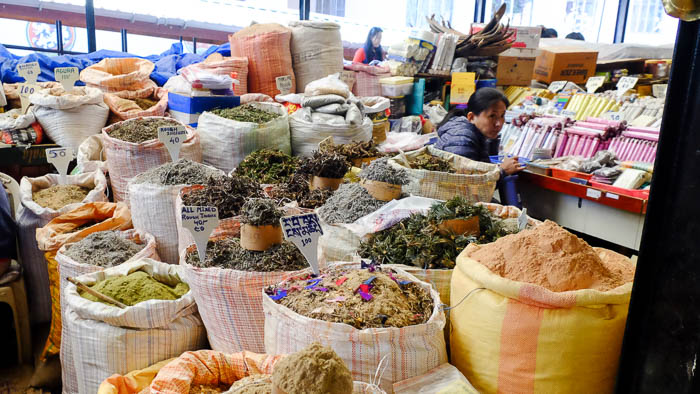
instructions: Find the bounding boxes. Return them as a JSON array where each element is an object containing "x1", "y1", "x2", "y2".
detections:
[
  {"x1": 551, "y1": 168, "x2": 593, "y2": 182},
  {"x1": 590, "y1": 181, "x2": 650, "y2": 199}
]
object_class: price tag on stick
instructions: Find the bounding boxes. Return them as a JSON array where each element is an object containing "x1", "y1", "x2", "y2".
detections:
[
  {"x1": 158, "y1": 125, "x2": 187, "y2": 162},
  {"x1": 518, "y1": 208, "x2": 528, "y2": 231},
  {"x1": 17, "y1": 61, "x2": 40, "y2": 84},
  {"x1": 18, "y1": 83, "x2": 36, "y2": 114},
  {"x1": 547, "y1": 80, "x2": 567, "y2": 93},
  {"x1": 181, "y1": 206, "x2": 219, "y2": 263},
  {"x1": 280, "y1": 213, "x2": 324, "y2": 275},
  {"x1": 45, "y1": 147, "x2": 73, "y2": 185},
  {"x1": 616, "y1": 76, "x2": 638, "y2": 97},
  {"x1": 652, "y1": 84, "x2": 668, "y2": 99},
  {"x1": 586, "y1": 76, "x2": 605, "y2": 93},
  {"x1": 276, "y1": 75, "x2": 292, "y2": 95},
  {"x1": 54, "y1": 67, "x2": 79, "y2": 92}
]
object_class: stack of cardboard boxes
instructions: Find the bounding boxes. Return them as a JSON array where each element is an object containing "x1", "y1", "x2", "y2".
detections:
[{"x1": 493, "y1": 26, "x2": 542, "y2": 86}]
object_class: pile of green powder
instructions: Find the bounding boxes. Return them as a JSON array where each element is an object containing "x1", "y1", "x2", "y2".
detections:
[
  {"x1": 210, "y1": 104, "x2": 280, "y2": 124},
  {"x1": 107, "y1": 118, "x2": 182, "y2": 143},
  {"x1": 80, "y1": 271, "x2": 189, "y2": 306},
  {"x1": 132, "y1": 159, "x2": 222, "y2": 186},
  {"x1": 64, "y1": 231, "x2": 146, "y2": 268}
]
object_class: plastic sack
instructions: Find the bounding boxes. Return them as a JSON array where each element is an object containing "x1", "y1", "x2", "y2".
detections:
[
  {"x1": 197, "y1": 102, "x2": 291, "y2": 172},
  {"x1": 301, "y1": 94, "x2": 346, "y2": 109},
  {"x1": 450, "y1": 245, "x2": 633, "y2": 393},
  {"x1": 97, "y1": 358, "x2": 174, "y2": 394},
  {"x1": 263, "y1": 263, "x2": 448, "y2": 392},
  {"x1": 80, "y1": 57, "x2": 157, "y2": 95},
  {"x1": 344, "y1": 64, "x2": 392, "y2": 97},
  {"x1": 378, "y1": 131, "x2": 435, "y2": 153},
  {"x1": 103, "y1": 87, "x2": 168, "y2": 122},
  {"x1": 17, "y1": 171, "x2": 108, "y2": 324},
  {"x1": 57, "y1": 228, "x2": 159, "y2": 394},
  {"x1": 63, "y1": 259, "x2": 207, "y2": 394},
  {"x1": 304, "y1": 73, "x2": 350, "y2": 98},
  {"x1": 229, "y1": 24, "x2": 295, "y2": 97},
  {"x1": 0, "y1": 108, "x2": 36, "y2": 130},
  {"x1": 290, "y1": 107, "x2": 372, "y2": 157},
  {"x1": 361, "y1": 96, "x2": 391, "y2": 114},
  {"x1": 30, "y1": 86, "x2": 109, "y2": 151},
  {"x1": 393, "y1": 363, "x2": 478, "y2": 393},
  {"x1": 102, "y1": 116, "x2": 202, "y2": 202},
  {"x1": 181, "y1": 232, "x2": 311, "y2": 354},
  {"x1": 423, "y1": 104, "x2": 448, "y2": 124},
  {"x1": 179, "y1": 54, "x2": 249, "y2": 95},
  {"x1": 3, "y1": 81, "x2": 60, "y2": 109},
  {"x1": 388, "y1": 146, "x2": 500, "y2": 202},
  {"x1": 240, "y1": 93, "x2": 274, "y2": 104},
  {"x1": 75, "y1": 134, "x2": 107, "y2": 174},
  {"x1": 289, "y1": 21, "x2": 344, "y2": 93}
]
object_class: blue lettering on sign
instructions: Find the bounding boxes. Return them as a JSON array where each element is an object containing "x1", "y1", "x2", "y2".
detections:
[{"x1": 281, "y1": 214, "x2": 324, "y2": 238}]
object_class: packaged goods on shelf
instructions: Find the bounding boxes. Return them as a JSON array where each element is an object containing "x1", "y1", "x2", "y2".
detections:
[
  {"x1": 565, "y1": 93, "x2": 621, "y2": 120},
  {"x1": 503, "y1": 86, "x2": 553, "y2": 108},
  {"x1": 429, "y1": 33, "x2": 458, "y2": 75}
]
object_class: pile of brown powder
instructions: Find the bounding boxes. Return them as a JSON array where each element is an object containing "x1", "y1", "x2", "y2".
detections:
[
  {"x1": 225, "y1": 375, "x2": 272, "y2": 393},
  {"x1": 32, "y1": 184, "x2": 91, "y2": 210},
  {"x1": 272, "y1": 343, "x2": 352, "y2": 394},
  {"x1": 467, "y1": 220, "x2": 635, "y2": 292}
]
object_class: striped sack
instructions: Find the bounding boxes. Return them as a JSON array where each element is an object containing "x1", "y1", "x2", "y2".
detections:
[
  {"x1": 344, "y1": 64, "x2": 391, "y2": 97},
  {"x1": 63, "y1": 259, "x2": 207, "y2": 394}
]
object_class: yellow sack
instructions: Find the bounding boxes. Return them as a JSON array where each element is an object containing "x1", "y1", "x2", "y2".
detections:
[
  {"x1": 36, "y1": 202, "x2": 132, "y2": 360},
  {"x1": 450, "y1": 245, "x2": 633, "y2": 394}
]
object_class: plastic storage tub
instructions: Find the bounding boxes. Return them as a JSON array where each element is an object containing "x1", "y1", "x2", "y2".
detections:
[
  {"x1": 590, "y1": 181, "x2": 650, "y2": 199},
  {"x1": 389, "y1": 96, "x2": 407, "y2": 119},
  {"x1": 379, "y1": 76, "x2": 414, "y2": 97}
]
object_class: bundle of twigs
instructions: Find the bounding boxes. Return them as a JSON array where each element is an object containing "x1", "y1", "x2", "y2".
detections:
[{"x1": 427, "y1": 4, "x2": 514, "y2": 57}]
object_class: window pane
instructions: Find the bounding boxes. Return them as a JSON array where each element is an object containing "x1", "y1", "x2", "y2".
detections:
[
  {"x1": 309, "y1": 0, "x2": 476, "y2": 46},
  {"x1": 624, "y1": 0, "x2": 678, "y2": 45},
  {"x1": 484, "y1": 0, "x2": 619, "y2": 43},
  {"x1": 126, "y1": 33, "x2": 179, "y2": 57},
  {"x1": 96, "y1": 29, "x2": 124, "y2": 52}
]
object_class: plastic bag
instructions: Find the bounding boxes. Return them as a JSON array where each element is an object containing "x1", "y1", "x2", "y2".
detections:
[
  {"x1": 304, "y1": 74, "x2": 350, "y2": 98},
  {"x1": 301, "y1": 94, "x2": 346, "y2": 109},
  {"x1": 393, "y1": 363, "x2": 478, "y2": 393}
]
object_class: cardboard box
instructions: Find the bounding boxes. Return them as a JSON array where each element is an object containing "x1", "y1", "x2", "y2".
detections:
[
  {"x1": 496, "y1": 56, "x2": 536, "y2": 86},
  {"x1": 450, "y1": 72, "x2": 476, "y2": 105},
  {"x1": 167, "y1": 92, "x2": 240, "y2": 127},
  {"x1": 470, "y1": 24, "x2": 541, "y2": 50},
  {"x1": 533, "y1": 47, "x2": 598, "y2": 84}
]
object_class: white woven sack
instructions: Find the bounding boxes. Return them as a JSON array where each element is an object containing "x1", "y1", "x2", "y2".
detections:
[
  {"x1": 17, "y1": 171, "x2": 108, "y2": 323},
  {"x1": 102, "y1": 116, "x2": 202, "y2": 203},
  {"x1": 197, "y1": 102, "x2": 291, "y2": 172},
  {"x1": 30, "y1": 86, "x2": 109, "y2": 152},
  {"x1": 289, "y1": 21, "x2": 344, "y2": 93},
  {"x1": 63, "y1": 259, "x2": 207, "y2": 394},
  {"x1": 56, "y1": 229, "x2": 159, "y2": 394},
  {"x1": 76, "y1": 134, "x2": 107, "y2": 174},
  {"x1": 318, "y1": 224, "x2": 361, "y2": 263},
  {"x1": 0, "y1": 108, "x2": 36, "y2": 130},
  {"x1": 129, "y1": 166, "x2": 223, "y2": 265},
  {"x1": 263, "y1": 263, "x2": 448, "y2": 392},
  {"x1": 289, "y1": 108, "x2": 372, "y2": 157}
]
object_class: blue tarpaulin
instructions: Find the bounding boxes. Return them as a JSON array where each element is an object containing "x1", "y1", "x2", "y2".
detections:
[{"x1": 0, "y1": 42, "x2": 231, "y2": 86}]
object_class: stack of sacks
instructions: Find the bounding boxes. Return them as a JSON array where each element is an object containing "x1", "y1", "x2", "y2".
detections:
[{"x1": 290, "y1": 74, "x2": 372, "y2": 156}]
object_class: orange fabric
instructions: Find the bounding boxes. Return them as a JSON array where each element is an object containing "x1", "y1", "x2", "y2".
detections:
[
  {"x1": 497, "y1": 301, "x2": 543, "y2": 393},
  {"x1": 98, "y1": 358, "x2": 175, "y2": 394},
  {"x1": 353, "y1": 47, "x2": 367, "y2": 64}
]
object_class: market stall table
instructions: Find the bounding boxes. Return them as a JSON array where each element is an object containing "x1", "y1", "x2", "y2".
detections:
[{"x1": 518, "y1": 171, "x2": 647, "y2": 251}]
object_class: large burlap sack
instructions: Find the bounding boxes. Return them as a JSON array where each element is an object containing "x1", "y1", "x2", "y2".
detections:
[
  {"x1": 63, "y1": 259, "x2": 207, "y2": 394},
  {"x1": 197, "y1": 102, "x2": 291, "y2": 172},
  {"x1": 289, "y1": 107, "x2": 372, "y2": 156},
  {"x1": 388, "y1": 146, "x2": 500, "y2": 202},
  {"x1": 180, "y1": 232, "x2": 311, "y2": 354},
  {"x1": 450, "y1": 245, "x2": 634, "y2": 394},
  {"x1": 263, "y1": 263, "x2": 448, "y2": 392},
  {"x1": 102, "y1": 116, "x2": 202, "y2": 202},
  {"x1": 289, "y1": 21, "x2": 343, "y2": 93},
  {"x1": 75, "y1": 134, "x2": 107, "y2": 174},
  {"x1": 104, "y1": 87, "x2": 168, "y2": 123},
  {"x1": 57, "y1": 228, "x2": 158, "y2": 394},
  {"x1": 229, "y1": 24, "x2": 296, "y2": 97},
  {"x1": 30, "y1": 86, "x2": 109, "y2": 151},
  {"x1": 17, "y1": 171, "x2": 108, "y2": 323},
  {"x1": 180, "y1": 55, "x2": 249, "y2": 95},
  {"x1": 80, "y1": 57, "x2": 157, "y2": 96}
]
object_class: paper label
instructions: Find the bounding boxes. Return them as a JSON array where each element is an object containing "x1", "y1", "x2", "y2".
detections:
[
  {"x1": 605, "y1": 192, "x2": 619, "y2": 200},
  {"x1": 586, "y1": 76, "x2": 605, "y2": 93},
  {"x1": 339, "y1": 71, "x2": 356, "y2": 89},
  {"x1": 181, "y1": 206, "x2": 219, "y2": 263},
  {"x1": 524, "y1": 104, "x2": 536, "y2": 114},
  {"x1": 280, "y1": 213, "x2": 324, "y2": 275},
  {"x1": 617, "y1": 76, "x2": 639, "y2": 97},
  {"x1": 45, "y1": 147, "x2": 73, "y2": 185},
  {"x1": 17, "y1": 61, "x2": 40, "y2": 84},
  {"x1": 652, "y1": 84, "x2": 667, "y2": 99},
  {"x1": 547, "y1": 80, "x2": 567, "y2": 93},
  {"x1": 518, "y1": 208, "x2": 528, "y2": 231},
  {"x1": 605, "y1": 111, "x2": 622, "y2": 121},
  {"x1": 54, "y1": 67, "x2": 79, "y2": 92},
  {"x1": 561, "y1": 109, "x2": 577, "y2": 118},
  {"x1": 586, "y1": 188, "x2": 602, "y2": 199},
  {"x1": 18, "y1": 83, "x2": 36, "y2": 114},
  {"x1": 276, "y1": 75, "x2": 292, "y2": 94},
  {"x1": 158, "y1": 125, "x2": 187, "y2": 162}
]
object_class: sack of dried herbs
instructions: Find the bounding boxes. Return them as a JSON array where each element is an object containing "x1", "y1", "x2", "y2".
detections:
[
  {"x1": 234, "y1": 149, "x2": 299, "y2": 184},
  {"x1": 297, "y1": 150, "x2": 349, "y2": 179},
  {"x1": 197, "y1": 102, "x2": 291, "y2": 173},
  {"x1": 263, "y1": 262, "x2": 447, "y2": 392},
  {"x1": 265, "y1": 173, "x2": 333, "y2": 209},
  {"x1": 180, "y1": 231, "x2": 311, "y2": 354}
]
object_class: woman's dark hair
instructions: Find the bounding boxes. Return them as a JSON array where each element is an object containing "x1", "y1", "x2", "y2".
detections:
[
  {"x1": 437, "y1": 88, "x2": 509, "y2": 129},
  {"x1": 565, "y1": 32, "x2": 585, "y2": 41},
  {"x1": 542, "y1": 28, "x2": 558, "y2": 38},
  {"x1": 362, "y1": 27, "x2": 384, "y2": 64}
]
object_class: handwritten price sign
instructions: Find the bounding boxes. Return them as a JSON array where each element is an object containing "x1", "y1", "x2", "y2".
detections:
[
  {"x1": 181, "y1": 206, "x2": 219, "y2": 263},
  {"x1": 280, "y1": 213, "x2": 324, "y2": 275}
]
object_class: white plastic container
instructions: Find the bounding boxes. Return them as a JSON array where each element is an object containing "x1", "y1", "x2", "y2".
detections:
[{"x1": 379, "y1": 76, "x2": 414, "y2": 98}]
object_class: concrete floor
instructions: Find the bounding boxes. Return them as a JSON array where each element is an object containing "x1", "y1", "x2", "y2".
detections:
[{"x1": 0, "y1": 323, "x2": 59, "y2": 394}]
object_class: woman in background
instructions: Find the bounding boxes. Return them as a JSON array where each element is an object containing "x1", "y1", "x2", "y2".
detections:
[{"x1": 353, "y1": 27, "x2": 386, "y2": 64}]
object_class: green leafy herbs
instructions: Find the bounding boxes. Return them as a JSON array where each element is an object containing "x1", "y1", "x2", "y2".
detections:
[
  {"x1": 409, "y1": 152, "x2": 453, "y2": 172},
  {"x1": 210, "y1": 104, "x2": 280, "y2": 124},
  {"x1": 358, "y1": 197, "x2": 515, "y2": 269},
  {"x1": 235, "y1": 149, "x2": 299, "y2": 184},
  {"x1": 240, "y1": 198, "x2": 283, "y2": 226},
  {"x1": 298, "y1": 151, "x2": 349, "y2": 179},
  {"x1": 108, "y1": 118, "x2": 182, "y2": 143}
]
